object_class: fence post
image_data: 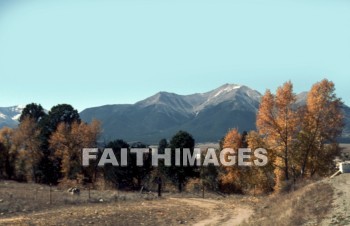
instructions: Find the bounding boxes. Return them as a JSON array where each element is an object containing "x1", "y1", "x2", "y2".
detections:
[
  {"x1": 88, "y1": 186, "x2": 91, "y2": 199},
  {"x1": 34, "y1": 188, "x2": 38, "y2": 201},
  {"x1": 202, "y1": 185, "x2": 205, "y2": 199},
  {"x1": 49, "y1": 184, "x2": 52, "y2": 204}
]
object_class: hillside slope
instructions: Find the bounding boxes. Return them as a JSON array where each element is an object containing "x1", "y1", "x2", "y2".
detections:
[{"x1": 80, "y1": 84, "x2": 261, "y2": 143}]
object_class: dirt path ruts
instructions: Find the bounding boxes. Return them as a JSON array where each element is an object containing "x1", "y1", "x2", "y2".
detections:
[
  {"x1": 321, "y1": 174, "x2": 350, "y2": 225},
  {"x1": 170, "y1": 198, "x2": 253, "y2": 226}
]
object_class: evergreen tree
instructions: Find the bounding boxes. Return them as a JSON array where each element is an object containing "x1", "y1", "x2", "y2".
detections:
[
  {"x1": 165, "y1": 130, "x2": 199, "y2": 192},
  {"x1": 19, "y1": 103, "x2": 46, "y2": 123},
  {"x1": 104, "y1": 139, "x2": 131, "y2": 188},
  {"x1": 37, "y1": 104, "x2": 81, "y2": 184}
]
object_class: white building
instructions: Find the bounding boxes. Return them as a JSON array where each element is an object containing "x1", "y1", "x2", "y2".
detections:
[{"x1": 339, "y1": 162, "x2": 350, "y2": 173}]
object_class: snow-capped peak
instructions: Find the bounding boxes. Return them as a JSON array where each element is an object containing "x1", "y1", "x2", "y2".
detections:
[
  {"x1": 0, "y1": 105, "x2": 26, "y2": 127},
  {"x1": 213, "y1": 84, "x2": 242, "y2": 97},
  {"x1": 12, "y1": 114, "x2": 22, "y2": 121},
  {"x1": 0, "y1": 112, "x2": 7, "y2": 119},
  {"x1": 188, "y1": 83, "x2": 261, "y2": 113}
]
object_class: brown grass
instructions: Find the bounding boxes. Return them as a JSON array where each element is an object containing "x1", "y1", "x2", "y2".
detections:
[
  {"x1": 1, "y1": 178, "x2": 335, "y2": 226},
  {"x1": 0, "y1": 180, "x2": 223, "y2": 225},
  {"x1": 0, "y1": 180, "x2": 164, "y2": 216},
  {"x1": 242, "y1": 181, "x2": 334, "y2": 226}
]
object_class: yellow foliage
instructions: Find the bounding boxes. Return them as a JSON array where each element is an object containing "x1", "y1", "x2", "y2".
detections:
[
  {"x1": 49, "y1": 120, "x2": 101, "y2": 180},
  {"x1": 223, "y1": 128, "x2": 241, "y2": 149}
]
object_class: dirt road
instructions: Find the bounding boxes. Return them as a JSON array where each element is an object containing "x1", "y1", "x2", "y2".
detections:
[
  {"x1": 171, "y1": 198, "x2": 253, "y2": 226},
  {"x1": 321, "y1": 174, "x2": 350, "y2": 225}
]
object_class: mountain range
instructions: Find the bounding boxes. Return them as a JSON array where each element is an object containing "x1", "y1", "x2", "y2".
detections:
[
  {"x1": 80, "y1": 84, "x2": 262, "y2": 143},
  {"x1": 1, "y1": 84, "x2": 350, "y2": 144},
  {"x1": 0, "y1": 105, "x2": 25, "y2": 128}
]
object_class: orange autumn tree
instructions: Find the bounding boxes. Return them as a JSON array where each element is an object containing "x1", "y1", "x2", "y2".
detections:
[
  {"x1": 220, "y1": 129, "x2": 275, "y2": 194},
  {"x1": 297, "y1": 79, "x2": 344, "y2": 177},
  {"x1": 256, "y1": 79, "x2": 344, "y2": 192},
  {"x1": 12, "y1": 117, "x2": 42, "y2": 182},
  {"x1": 220, "y1": 128, "x2": 241, "y2": 192},
  {"x1": 219, "y1": 128, "x2": 245, "y2": 193},
  {"x1": 223, "y1": 128, "x2": 242, "y2": 150},
  {"x1": 246, "y1": 131, "x2": 275, "y2": 193},
  {"x1": 257, "y1": 81, "x2": 299, "y2": 191},
  {"x1": 49, "y1": 120, "x2": 101, "y2": 184},
  {"x1": 0, "y1": 127, "x2": 16, "y2": 179}
]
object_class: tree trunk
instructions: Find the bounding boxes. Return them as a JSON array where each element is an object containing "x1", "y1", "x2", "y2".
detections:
[
  {"x1": 178, "y1": 181, "x2": 183, "y2": 193},
  {"x1": 284, "y1": 146, "x2": 289, "y2": 180}
]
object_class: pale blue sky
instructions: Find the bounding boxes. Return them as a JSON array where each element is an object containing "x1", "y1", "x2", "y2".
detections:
[{"x1": 0, "y1": 0, "x2": 349, "y2": 111}]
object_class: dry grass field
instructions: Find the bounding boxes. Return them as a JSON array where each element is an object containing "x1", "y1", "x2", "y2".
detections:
[
  {"x1": 1, "y1": 175, "x2": 350, "y2": 226},
  {"x1": 242, "y1": 174, "x2": 350, "y2": 226},
  {"x1": 1, "y1": 146, "x2": 350, "y2": 225},
  {"x1": 0, "y1": 180, "x2": 255, "y2": 226},
  {"x1": 241, "y1": 181, "x2": 334, "y2": 226}
]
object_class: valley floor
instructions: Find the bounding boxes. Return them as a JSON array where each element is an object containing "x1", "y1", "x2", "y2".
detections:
[
  {"x1": 1, "y1": 174, "x2": 350, "y2": 226},
  {"x1": 0, "y1": 181, "x2": 254, "y2": 226}
]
